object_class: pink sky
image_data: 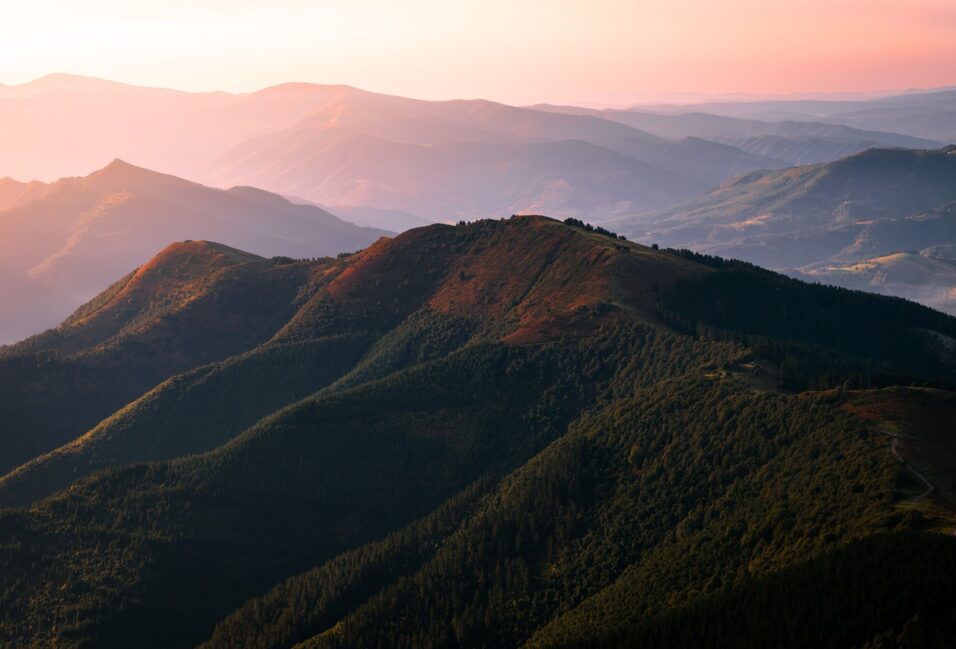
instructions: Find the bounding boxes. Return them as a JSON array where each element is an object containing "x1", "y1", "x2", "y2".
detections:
[{"x1": 2, "y1": 0, "x2": 955, "y2": 106}]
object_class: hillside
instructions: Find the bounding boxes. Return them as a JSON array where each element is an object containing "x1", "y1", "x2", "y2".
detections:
[
  {"x1": 0, "y1": 160, "x2": 386, "y2": 343},
  {"x1": 0, "y1": 240, "x2": 320, "y2": 476},
  {"x1": 796, "y1": 251, "x2": 956, "y2": 315},
  {"x1": 0, "y1": 216, "x2": 955, "y2": 647},
  {"x1": 613, "y1": 147, "x2": 956, "y2": 312}
]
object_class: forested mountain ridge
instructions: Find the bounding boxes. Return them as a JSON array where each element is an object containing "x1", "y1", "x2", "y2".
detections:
[
  {"x1": 1, "y1": 216, "x2": 955, "y2": 648},
  {"x1": 621, "y1": 146, "x2": 956, "y2": 248},
  {"x1": 0, "y1": 216, "x2": 702, "y2": 506},
  {"x1": 613, "y1": 146, "x2": 956, "y2": 315}
]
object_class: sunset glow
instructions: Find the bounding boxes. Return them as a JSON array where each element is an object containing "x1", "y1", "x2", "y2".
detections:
[{"x1": 2, "y1": 0, "x2": 955, "y2": 105}]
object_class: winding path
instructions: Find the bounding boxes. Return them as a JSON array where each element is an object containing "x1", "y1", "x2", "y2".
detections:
[{"x1": 889, "y1": 435, "x2": 936, "y2": 502}]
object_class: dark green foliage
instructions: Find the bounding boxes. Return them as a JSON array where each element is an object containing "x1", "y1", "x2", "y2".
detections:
[
  {"x1": 557, "y1": 533, "x2": 956, "y2": 649},
  {"x1": 0, "y1": 253, "x2": 314, "y2": 475},
  {"x1": 269, "y1": 377, "x2": 901, "y2": 649},
  {"x1": 0, "y1": 334, "x2": 374, "y2": 507},
  {"x1": 1, "y1": 217, "x2": 955, "y2": 649},
  {"x1": 201, "y1": 479, "x2": 495, "y2": 649},
  {"x1": 562, "y1": 217, "x2": 624, "y2": 240},
  {"x1": 1, "y1": 327, "x2": 734, "y2": 648},
  {"x1": 658, "y1": 256, "x2": 956, "y2": 389}
]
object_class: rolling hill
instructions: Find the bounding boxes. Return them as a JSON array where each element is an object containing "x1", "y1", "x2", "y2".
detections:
[
  {"x1": 613, "y1": 147, "x2": 956, "y2": 313},
  {"x1": 0, "y1": 240, "x2": 322, "y2": 476},
  {"x1": 0, "y1": 160, "x2": 386, "y2": 344},
  {"x1": 0, "y1": 216, "x2": 955, "y2": 647}
]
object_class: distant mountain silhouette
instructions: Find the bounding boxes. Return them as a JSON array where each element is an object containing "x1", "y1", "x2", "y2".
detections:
[
  {"x1": 614, "y1": 146, "x2": 956, "y2": 313},
  {"x1": 212, "y1": 128, "x2": 706, "y2": 221},
  {"x1": 532, "y1": 103, "x2": 940, "y2": 165},
  {"x1": 0, "y1": 160, "x2": 387, "y2": 343},
  {"x1": 1, "y1": 74, "x2": 908, "y2": 229}
]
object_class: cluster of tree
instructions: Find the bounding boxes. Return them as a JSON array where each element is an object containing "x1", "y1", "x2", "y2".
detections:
[
  {"x1": 657, "y1": 259, "x2": 956, "y2": 390},
  {"x1": 199, "y1": 374, "x2": 917, "y2": 649},
  {"x1": 560, "y1": 533, "x2": 956, "y2": 649},
  {"x1": 0, "y1": 325, "x2": 733, "y2": 646},
  {"x1": 562, "y1": 217, "x2": 627, "y2": 241}
]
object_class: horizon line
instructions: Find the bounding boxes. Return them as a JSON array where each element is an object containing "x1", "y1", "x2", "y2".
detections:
[{"x1": 4, "y1": 71, "x2": 956, "y2": 110}]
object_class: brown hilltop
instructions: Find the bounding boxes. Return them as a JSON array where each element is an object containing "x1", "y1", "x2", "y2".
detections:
[
  {"x1": 276, "y1": 215, "x2": 706, "y2": 344},
  {"x1": 0, "y1": 215, "x2": 701, "y2": 487}
]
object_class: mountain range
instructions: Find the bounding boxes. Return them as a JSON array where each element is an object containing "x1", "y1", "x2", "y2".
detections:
[
  {"x1": 532, "y1": 104, "x2": 938, "y2": 166},
  {"x1": 1, "y1": 215, "x2": 955, "y2": 647},
  {"x1": 632, "y1": 88, "x2": 956, "y2": 143},
  {"x1": 0, "y1": 160, "x2": 385, "y2": 343},
  {"x1": 1, "y1": 74, "x2": 949, "y2": 228},
  {"x1": 615, "y1": 146, "x2": 956, "y2": 314}
]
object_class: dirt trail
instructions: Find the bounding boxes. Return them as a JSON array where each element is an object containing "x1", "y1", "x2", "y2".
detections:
[{"x1": 889, "y1": 435, "x2": 936, "y2": 502}]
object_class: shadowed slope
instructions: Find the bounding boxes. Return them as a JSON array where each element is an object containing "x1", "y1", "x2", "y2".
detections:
[{"x1": 0, "y1": 241, "x2": 319, "y2": 475}]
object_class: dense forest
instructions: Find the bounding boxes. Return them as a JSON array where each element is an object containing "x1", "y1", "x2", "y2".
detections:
[{"x1": 0, "y1": 216, "x2": 954, "y2": 647}]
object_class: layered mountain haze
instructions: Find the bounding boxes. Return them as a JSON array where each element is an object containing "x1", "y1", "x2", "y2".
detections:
[
  {"x1": 0, "y1": 177, "x2": 50, "y2": 211},
  {"x1": 0, "y1": 266, "x2": 68, "y2": 344},
  {"x1": 213, "y1": 130, "x2": 706, "y2": 221},
  {"x1": 1, "y1": 216, "x2": 955, "y2": 648},
  {"x1": 0, "y1": 160, "x2": 386, "y2": 344},
  {"x1": 187, "y1": 86, "x2": 769, "y2": 220},
  {"x1": 797, "y1": 251, "x2": 956, "y2": 315},
  {"x1": 634, "y1": 88, "x2": 956, "y2": 144},
  {"x1": 617, "y1": 146, "x2": 956, "y2": 313},
  {"x1": 5, "y1": 74, "x2": 950, "y2": 237},
  {"x1": 0, "y1": 75, "x2": 363, "y2": 183},
  {"x1": 532, "y1": 104, "x2": 941, "y2": 166}
]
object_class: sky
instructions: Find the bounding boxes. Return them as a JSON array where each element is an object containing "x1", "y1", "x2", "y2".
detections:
[{"x1": 1, "y1": 0, "x2": 955, "y2": 106}]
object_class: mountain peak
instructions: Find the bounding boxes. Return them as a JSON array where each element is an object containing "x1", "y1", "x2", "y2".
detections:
[
  {"x1": 153, "y1": 239, "x2": 265, "y2": 265},
  {"x1": 82, "y1": 158, "x2": 189, "y2": 189},
  {"x1": 12, "y1": 73, "x2": 128, "y2": 95},
  {"x1": 60, "y1": 240, "x2": 270, "y2": 337}
]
